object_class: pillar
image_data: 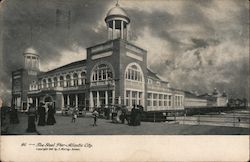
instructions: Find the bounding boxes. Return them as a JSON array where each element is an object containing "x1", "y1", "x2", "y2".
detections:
[
  {"x1": 105, "y1": 91, "x2": 108, "y2": 107},
  {"x1": 64, "y1": 75, "x2": 67, "y2": 87},
  {"x1": 112, "y1": 20, "x2": 115, "y2": 39},
  {"x1": 121, "y1": 21, "x2": 124, "y2": 39},
  {"x1": 36, "y1": 98, "x2": 38, "y2": 108},
  {"x1": 70, "y1": 73, "x2": 74, "y2": 86},
  {"x1": 112, "y1": 90, "x2": 115, "y2": 105},
  {"x1": 130, "y1": 91, "x2": 132, "y2": 107},
  {"x1": 62, "y1": 95, "x2": 64, "y2": 109},
  {"x1": 97, "y1": 91, "x2": 100, "y2": 107},
  {"x1": 75, "y1": 94, "x2": 78, "y2": 107},
  {"x1": 90, "y1": 91, "x2": 94, "y2": 109},
  {"x1": 67, "y1": 94, "x2": 70, "y2": 106},
  {"x1": 107, "y1": 23, "x2": 110, "y2": 40},
  {"x1": 126, "y1": 24, "x2": 130, "y2": 41},
  {"x1": 78, "y1": 73, "x2": 82, "y2": 85}
]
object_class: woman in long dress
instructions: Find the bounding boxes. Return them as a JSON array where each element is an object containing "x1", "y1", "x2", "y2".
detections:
[
  {"x1": 38, "y1": 102, "x2": 46, "y2": 126},
  {"x1": 26, "y1": 103, "x2": 37, "y2": 132},
  {"x1": 46, "y1": 103, "x2": 56, "y2": 125}
]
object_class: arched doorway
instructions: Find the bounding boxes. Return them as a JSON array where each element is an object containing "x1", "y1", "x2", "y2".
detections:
[{"x1": 43, "y1": 95, "x2": 54, "y2": 109}]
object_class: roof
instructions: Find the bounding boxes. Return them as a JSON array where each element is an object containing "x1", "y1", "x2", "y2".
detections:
[
  {"x1": 147, "y1": 68, "x2": 161, "y2": 80},
  {"x1": 184, "y1": 91, "x2": 206, "y2": 100},
  {"x1": 24, "y1": 47, "x2": 38, "y2": 55},
  {"x1": 106, "y1": 3, "x2": 129, "y2": 18},
  {"x1": 40, "y1": 60, "x2": 86, "y2": 75}
]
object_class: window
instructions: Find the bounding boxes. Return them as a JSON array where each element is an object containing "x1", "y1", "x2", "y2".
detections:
[
  {"x1": 81, "y1": 72, "x2": 86, "y2": 85},
  {"x1": 66, "y1": 75, "x2": 71, "y2": 87},
  {"x1": 153, "y1": 94, "x2": 157, "y2": 106},
  {"x1": 53, "y1": 77, "x2": 58, "y2": 87},
  {"x1": 42, "y1": 79, "x2": 46, "y2": 88},
  {"x1": 91, "y1": 64, "x2": 113, "y2": 82},
  {"x1": 148, "y1": 79, "x2": 152, "y2": 84},
  {"x1": 48, "y1": 78, "x2": 52, "y2": 88},
  {"x1": 59, "y1": 76, "x2": 64, "y2": 87},
  {"x1": 125, "y1": 63, "x2": 143, "y2": 82},
  {"x1": 73, "y1": 73, "x2": 78, "y2": 86},
  {"x1": 147, "y1": 93, "x2": 152, "y2": 106}
]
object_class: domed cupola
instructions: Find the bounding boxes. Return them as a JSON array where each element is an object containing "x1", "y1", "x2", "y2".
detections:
[
  {"x1": 105, "y1": 2, "x2": 130, "y2": 40},
  {"x1": 23, "y1": 47, "x2": 40, "y2": 71}
]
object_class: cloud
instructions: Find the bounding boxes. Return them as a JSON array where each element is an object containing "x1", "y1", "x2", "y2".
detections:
[{"x1": 0, "y1": 0, "x2": 249, "y2": 104}]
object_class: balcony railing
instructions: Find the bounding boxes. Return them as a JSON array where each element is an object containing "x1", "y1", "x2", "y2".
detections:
[{"x1": 90, "y1": 80, "x2": 115, "y2": 87}]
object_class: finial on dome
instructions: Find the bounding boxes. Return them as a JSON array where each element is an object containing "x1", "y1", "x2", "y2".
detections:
[{"x1": 116, "y1": 0, "x2": 119, "y2": 6}]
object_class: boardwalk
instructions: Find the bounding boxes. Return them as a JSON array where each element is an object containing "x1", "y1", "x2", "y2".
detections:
[{"x1": 4, "y1": 112, "x2": 249, "y2": 135}]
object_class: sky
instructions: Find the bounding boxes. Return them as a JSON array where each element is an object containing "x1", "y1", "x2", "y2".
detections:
[{"x1": 0, "y1": 0, "x2": 249, "y2": 104}]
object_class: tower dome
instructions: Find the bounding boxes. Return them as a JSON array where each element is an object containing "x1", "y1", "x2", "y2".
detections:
[
  {"x1": 23, "y1": 47, "x2": 40, "y2": 71},
  {"x1": 24, "y1": 47, "x2": 39, "y2": 56},
  {"x1": 105, "y1": 3, "x2": 130, "y2": 23},
  {"x1": 105, "y1": 3, "x2": 130, "y2": 40}
]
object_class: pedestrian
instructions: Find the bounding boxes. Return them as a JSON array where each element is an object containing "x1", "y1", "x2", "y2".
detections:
[
  {"x1": 9, "y1": 105, "x2": 19, "y2": 124},
  {"x1": 72, "y1": 107, "x2": 78, "y2": 123},
  {"x1": 130, "y1": 105, "x2": 136, "y2": 126},
  {"x1": 37, "y1": 102, "x2": 46, "y2": 126},
  {"x1": 46, "y1": 103, "x2": 56, "y2": 125},
  {"x1": 26, "y1": 103, "x2": 37, "y2": 133},
  {"x1": 92, "y1": 109, "x2": 99, "y2": 126}
]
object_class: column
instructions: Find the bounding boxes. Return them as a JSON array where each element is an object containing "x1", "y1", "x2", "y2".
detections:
[
  {"x1": 97, "y1": 91, "x2": 100, "y2": 107},
  {"x1": 36, "y1": 98, "x2": 38, "y2": 108},
  {"x1": 112, "y1": 20, "x2": 115, "y2": 39},
  {"x1": 126, "y1": 24, "x2": 130, "y2": 41},
  {"x1": 121, "y1": 21, "x2": 124, "y2": 39},
  {"x1": 61, "y1": 95, "x2": 64, "y2": 109},
  {"x1": 105, "y1": 91, "x2": 108, "y2": 107},
  {"x1": 67, "y1": 94, "x2": 70, "y2": 106},
  {"x1": 90, "y1": 91, "x2": 94, "y2": 109},
  {"x1": 78, "y1": 73, "x2": 82, "y2": 85},
  {"x1": 70, "y1": 73, "x2": 74, "y2": 86},
  {"x1": 64, "y1": 75, "x2": 67, "y2": 87},
  {"x1": 130, "y1": 91, "x2": 132, "y2": 107},
  {"x1": 75, "y1": 94, "x2": 78, "y2": 107},
  {"x1": 107, "y1": 23, "x2": 110, "y2": 40},
  {"x1": 112, "y1": 90, "x2": 115, "y2": 105}
]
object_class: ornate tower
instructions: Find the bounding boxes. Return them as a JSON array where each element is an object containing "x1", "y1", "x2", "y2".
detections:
[
  {"x1": 23, "y1": 47, "x2": 40, "y2": 71},
  {"x1": 105, "y1": 2, "x2": 130, "y2": 40}
]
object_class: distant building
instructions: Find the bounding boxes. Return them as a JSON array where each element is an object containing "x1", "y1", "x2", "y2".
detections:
[
  {"x1": 199, "y1": 88, "x2": 228, "y2": 107},
  {"x1": 12, "y1": 3, "x2": 185, "y2": 112},
  {"x1": 184, "y1": 91, "x2": 207, "y2": 108}
]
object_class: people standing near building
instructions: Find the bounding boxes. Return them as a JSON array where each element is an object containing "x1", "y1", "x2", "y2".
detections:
[
  {"x1": 9, "y1": 104, "x2": 19, "y2": 124},
  {"x1": 92, "y1": 109, "x2": 99, "y2": 126},
  {"x1": 72, "y1": 107, "x2": 78, "y2": 123},
  {"x1": 26, "y1": 103, "x2": 37, "y2": 133},
  {"x1": 46, "y1": 103, "x2": 56, "y2": 125},
  {"x1": 37, "y1": 102, "x2": 46, "y2": 126},
  {"x1": 130, "y1": 105, "x2": 136, "y2": 126}
]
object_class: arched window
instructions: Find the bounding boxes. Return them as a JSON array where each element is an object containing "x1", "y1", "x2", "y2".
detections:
[
  {"x1": 59, "y1": 76, "x2": 64, "y2": 87},
  {"x1": 66, "y1": 75, "x2": 71, "y2": 87},
  {"x1": 53, "y1": 77, "x2": 58, "y2": 87},
  {"x1": 125, "y1": 63, "x2": 143, "y2": 82},
  {"x1": 48, "y1": 78, "x2": 52, "y2": 88},
  {"x1": 91, "y1": 64, "x2": 113, "y2": 82},
  {"x1": 81, "y1": 72, "x2": 86, "y2": 85},
  {"x1": 73, "y1": 73, "x2": 78, "y2": 86},
  {"x1": 42, "y1": 79, "x2": 47, "y2": 88}
]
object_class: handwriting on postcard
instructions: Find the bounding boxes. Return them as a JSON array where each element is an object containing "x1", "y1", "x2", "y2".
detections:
[{"x1": 21, "y1": 142, "x2": 93, "y2": 151}]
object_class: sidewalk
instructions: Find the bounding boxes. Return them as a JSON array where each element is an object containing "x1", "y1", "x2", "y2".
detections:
[{"x1": 4, "y1": 113, "x2": 249, "y2": 135}]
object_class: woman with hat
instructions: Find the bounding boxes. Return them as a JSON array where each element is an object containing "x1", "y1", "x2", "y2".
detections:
[
  {"x1": 38, "y1": 102, "x2": 46, "y2": 126},
  {"x1": 26, "y1": 103, "x2": 37, "y2": 133}
]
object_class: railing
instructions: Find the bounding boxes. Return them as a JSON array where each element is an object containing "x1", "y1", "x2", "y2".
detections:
[
  {"x1": 90, "y1": 80, "x2": 115, "y2": 87},
  {"x1": 125, "y1": 80, "x2": 144, "y2": 89}
]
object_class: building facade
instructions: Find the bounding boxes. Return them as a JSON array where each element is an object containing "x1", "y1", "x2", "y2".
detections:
[{"x1": 12, "y1": 3, "x2": 186, "y2": 112}]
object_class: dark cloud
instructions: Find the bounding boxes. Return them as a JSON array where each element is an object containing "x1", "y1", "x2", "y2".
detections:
[{"x1": 0, "y1": 0, "x2": 249, "y2": 103}]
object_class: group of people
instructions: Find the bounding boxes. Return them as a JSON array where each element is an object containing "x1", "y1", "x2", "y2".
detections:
[
  {"x1": 129, "y1": 105, "x2": 143, "y2": 126},
  {"x1": 26, "y1": 102, "x2": 56, "y2": 133}
]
